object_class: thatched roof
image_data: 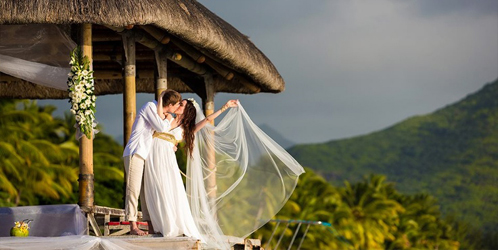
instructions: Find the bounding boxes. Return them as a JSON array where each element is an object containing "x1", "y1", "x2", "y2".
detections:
[{"x1": 0, "y1": 0, "x2": 285, "y2": 99}]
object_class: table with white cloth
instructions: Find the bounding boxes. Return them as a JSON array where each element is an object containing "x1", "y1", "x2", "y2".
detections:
[{"x1": 0, "y1": 204, "x2": 87, "y2": 237}]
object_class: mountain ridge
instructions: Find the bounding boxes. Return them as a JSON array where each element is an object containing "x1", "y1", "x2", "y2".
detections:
[{"x1": 288, "y1": 79, "x2": 498, "y2": 232}]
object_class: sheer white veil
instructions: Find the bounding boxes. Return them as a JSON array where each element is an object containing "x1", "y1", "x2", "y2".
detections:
[{"x1": 186, "y1": 102, "x2": 305, "y2": 248}]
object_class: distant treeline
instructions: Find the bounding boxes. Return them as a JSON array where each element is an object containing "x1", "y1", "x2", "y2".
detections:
[{"x1": 287, "y1": 79, "x2": 498, "y2": 249}]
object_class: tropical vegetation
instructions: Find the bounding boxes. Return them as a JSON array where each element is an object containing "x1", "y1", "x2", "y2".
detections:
[
  {"x1": 0, "y1": 99, "x2": 123, "y2": 208},
  {"x1": 251, "y1": 168, "x2": 481, "y2": 249},
  {"x1": 288, "y1": 79, "x2": 498, "y2": 249},
  {"x1": 1, "y1": 91, "x2": 496, "y2": 248}
]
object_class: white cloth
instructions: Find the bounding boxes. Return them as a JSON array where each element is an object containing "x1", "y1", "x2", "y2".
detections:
[
  {"x1": 144, "y1": 126, "x2": 204, "y2": 242},
  {"x1": 187, "y1": 103, "x2": 305, "y2": 247},
  {"x1": 0, "y1": 204, "x2": 86, "y2": 237},
  {"x1": 0, "y1": 24, "x2": 76, "y2": 90},
  {"x1": 123, "y1": 101, "x2": 170, "y2": 160},
  {"x1": 142, "y1": 102, "x2": 305, "y2": 249}
]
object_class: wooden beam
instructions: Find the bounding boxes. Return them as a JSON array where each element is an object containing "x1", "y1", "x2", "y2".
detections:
[
  {"x1": 165, "y1": 35, "x2": 206, "y2": 64},
  {"x1": 122, "y1": 31, "x2": 137, "y2": 147},
  {"x1": 140, "y1": 26, "x2": 263, "y2": 94},
  {"x1": 155, "y1": 48, "x2": 168, "y2": 100},
  {"x1": 106, "y1": 26, "x2": 210, "y2": 78},
  {"x1": 78, "y1": 23, "x2": 95, "y2": 211},
  {"x1": 135, "y1": 31, "x2": 209, "y2": 76},
  {"x1": 153, "y1": 30, "x2": 238, "y2": 81},
  {"x1": 94, "y1": 70, "x2": 154, "y2": 80},
  {"x1": 140, "y1": 25, "x2": 171, "y2": 44},
  {"x1": 93, "y1": 52, "x2": 154, "y2": 62},
  {"x1": 203, "y1": 57, "x2": 234, "y2": 80}
]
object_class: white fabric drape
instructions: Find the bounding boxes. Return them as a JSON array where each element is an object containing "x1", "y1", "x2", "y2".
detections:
[
  {"x1": 187, "y1": 103, "x2": 305, "y2": 248},
  {"x1": 0, "y1": 24, "x2": 75, "y2": 90}
]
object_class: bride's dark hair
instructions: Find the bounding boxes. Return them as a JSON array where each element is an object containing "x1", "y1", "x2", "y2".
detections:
[{"x1": 180, "y1": 99, "x2": 197, "y2": 157}]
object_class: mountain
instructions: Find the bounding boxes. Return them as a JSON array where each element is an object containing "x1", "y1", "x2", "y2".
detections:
[
  {"x1": 258, "y1": 123, "x2": 296, "y2": 149},
  {"x1": 288, "y1": 79, "x2": 498, "y2": 232}
]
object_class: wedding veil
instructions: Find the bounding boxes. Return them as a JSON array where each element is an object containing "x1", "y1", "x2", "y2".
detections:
[{"x1": 186, "y1": 102, "x2": 305, "y2": 248}]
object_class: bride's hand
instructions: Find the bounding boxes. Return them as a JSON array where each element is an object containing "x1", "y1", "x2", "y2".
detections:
[
  {"x1": 173, "y1": 145, "x2": 178, "y2": 152},
  {"x1": 225, "y1": 100, "x2": 238, "y2": 108}
]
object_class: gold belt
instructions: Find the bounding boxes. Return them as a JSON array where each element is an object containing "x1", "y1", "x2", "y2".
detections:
[{"x1": 153, "y1": 131, "x2": 178, "y2": 145}]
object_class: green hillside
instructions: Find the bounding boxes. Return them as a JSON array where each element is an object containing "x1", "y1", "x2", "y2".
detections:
[{"x1": 288, "y1": 79, "x2": 498, "y2": 232}]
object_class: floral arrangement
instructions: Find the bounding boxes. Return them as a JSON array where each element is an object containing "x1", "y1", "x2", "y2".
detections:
[
  {"x1": 10, "y1": 219, "x2": 32, "y2": 237},
  {"x1": 67, "y1": 47, "x2": 96, "y2": 139}
]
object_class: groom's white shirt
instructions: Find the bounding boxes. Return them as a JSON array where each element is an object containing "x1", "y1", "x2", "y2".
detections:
[{"x1": 123, "y1": 100, "x2": 170, "y2": 160}]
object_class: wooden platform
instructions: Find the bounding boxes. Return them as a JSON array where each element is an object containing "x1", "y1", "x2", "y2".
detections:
[
  {"x1": 103, "y1": 234, "x2": 202, "y2": 249},
  {"x1": 86, "y1": 205, "x2": 261, "y2": 249}
]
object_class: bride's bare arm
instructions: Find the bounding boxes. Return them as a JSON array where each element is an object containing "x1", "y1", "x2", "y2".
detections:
[{"x1": 194, "y1": 100, "x2": 238, "y2": 133}]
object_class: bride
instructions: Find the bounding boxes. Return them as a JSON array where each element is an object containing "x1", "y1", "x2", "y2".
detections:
[{"x1": 144, "y1": 96, "x2": 305, "y2": 249}]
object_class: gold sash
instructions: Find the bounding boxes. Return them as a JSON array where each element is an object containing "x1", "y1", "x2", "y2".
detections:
[{"x1": 153, "y1": 131, "x2": 178, "y2": 145}]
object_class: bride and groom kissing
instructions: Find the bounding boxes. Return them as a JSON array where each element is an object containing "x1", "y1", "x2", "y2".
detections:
[
  {"x1": 122, "y1": 89, "x2": 236, "y2": 240},
  {"x1": 122, "y1": 89, "x2": 305, "y2": 249}
]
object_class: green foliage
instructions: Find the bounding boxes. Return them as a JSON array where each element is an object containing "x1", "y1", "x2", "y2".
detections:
[
  {"x1": 0, "y1": 99, "x2": 124, "y2": 208},
  {"x1": 288, "y1": 79, "x2": 498, "y2": 248},
  {"x1": 252, "y1": 169, "x2": 462, "y2": 249}
]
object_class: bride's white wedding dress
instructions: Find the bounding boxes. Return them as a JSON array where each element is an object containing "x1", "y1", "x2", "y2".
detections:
[
  {"x1": 143, "y1": 126, "x2": 204, "y2": 241},
  {"x1": 143, "y1": 103, "x2": 305, "y2": 249}
]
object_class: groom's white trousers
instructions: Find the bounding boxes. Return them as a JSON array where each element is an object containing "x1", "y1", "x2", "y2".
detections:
[{"x1": 124, "y1": 154, "x2": 150, "y2": 222}]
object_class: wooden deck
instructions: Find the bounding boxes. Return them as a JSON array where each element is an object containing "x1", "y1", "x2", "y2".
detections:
[
  {"x1": 103, "y1": 234, "x2": 202, "y2": 249},
  {"x1": 86, "y1": 205, "x2": 261, "y2": 250}
]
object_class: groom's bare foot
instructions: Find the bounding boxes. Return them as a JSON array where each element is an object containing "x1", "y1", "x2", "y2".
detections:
[
  {"x1": 130, "y1": 221, "x2": 148, "y2": 236},
  {"x1": 130, "y1": 227, "x2": 148, "y2": 236}
]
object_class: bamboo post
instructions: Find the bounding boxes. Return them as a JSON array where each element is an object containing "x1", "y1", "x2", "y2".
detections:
[
  {"x1": 155, "y1": 48, "x2": 168, "y2": 100},
  {"x1": 203, "y1": 75, "x2": 217, "y2": 211},
  {"x1": 122, "y1": 31, "x2": 136, "y2": 146},
  {"x1": 78, "y1": 23, "x2": 94, "y2": 210}
]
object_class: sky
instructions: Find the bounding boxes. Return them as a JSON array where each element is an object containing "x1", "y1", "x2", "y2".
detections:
[{"x1": 40, "y1": 0, "x2": 498, "y2": 145}]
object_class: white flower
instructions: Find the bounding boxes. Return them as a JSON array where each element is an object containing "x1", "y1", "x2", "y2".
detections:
[
  {"x1": 187, "y1": 98, "x2": 199, "y2": 108},
  {"x1": 68, "y1": 47, "x2": 97, "y2": 138}
]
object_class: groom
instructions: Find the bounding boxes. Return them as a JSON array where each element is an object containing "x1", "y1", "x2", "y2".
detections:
[{"x1": 123, "y1": 89, "x2": 181, "y2": 235}]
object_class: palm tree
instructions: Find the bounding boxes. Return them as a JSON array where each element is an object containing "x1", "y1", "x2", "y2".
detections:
[
  {"x1": 393, "y1": 193, "x2": 459, "y2": 250},
  {"x1": 336, "y1": 174, "x2": 404, "y2": 250},
  {"x1": 0, "y1": 100, "x2": 78, "y2": 205},
  {"x1": 253, "y1": 168, "x2": 350, "y2": 250}
]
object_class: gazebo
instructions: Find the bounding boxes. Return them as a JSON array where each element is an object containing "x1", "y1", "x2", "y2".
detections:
[{"x1": 0, "y1": 0, "x2": 284, "y2": 248}]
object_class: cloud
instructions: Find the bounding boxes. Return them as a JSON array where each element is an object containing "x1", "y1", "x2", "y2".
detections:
[{"x1": 40, "y1": 1, "x2": 498, "y2": 145}]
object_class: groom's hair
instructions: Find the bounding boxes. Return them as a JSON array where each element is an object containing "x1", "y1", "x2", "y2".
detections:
[{"x1": 162, "y1": 89, "x2": 181, "y2": 107}]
